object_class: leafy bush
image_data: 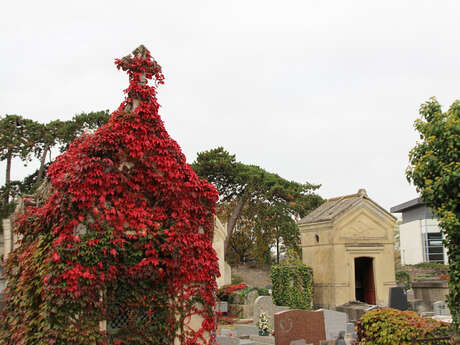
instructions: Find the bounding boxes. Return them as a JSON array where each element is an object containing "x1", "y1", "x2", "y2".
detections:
[
  {"x1": 254, "y1": 287, "x2": 270, "y2": 296},
  {"x1": 270, "y1": 263, "x2": 313, "y2": 310},
  {"x1": 395, "y1": 270, "x2": 411, "y2": 289},
  {"x1": 355, "y1": 308, "x2": 452, "y2": 345},
  {"x1": 217, "y1": 283, "x2": 247, "y2": 302},
  {"x1": 412, "y1": 262, "x2": 449, "y2": 271}
]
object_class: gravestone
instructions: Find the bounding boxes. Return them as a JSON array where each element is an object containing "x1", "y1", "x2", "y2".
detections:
[
  {"x1": 274, "y1": 309, "x2": 326, "y2": 345},
  {"x1": 321, "y1": 309, "x2": 347, "y2": 341},
  {"x1": 433, "y1": 301, "x2": 450, "y2": 316},
  {"x1": 253, "y1": 296, "x2": 289, "y2": 330},
  {"x1": 247, "y1": 290, "x2": 259, "y2": 317},
  {"x1": 388, "y1": 286, "x2": 408, "y2": 310},
  {"x1": 216, "y1": 301, "x2": 228, "y2": 313},
  {"x1": 254, "y1": 296, "x2": 274, "y2": 325}
]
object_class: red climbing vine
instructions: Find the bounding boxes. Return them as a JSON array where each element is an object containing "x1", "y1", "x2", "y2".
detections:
[{"x1": 0, "y1": 45, "x2": 219, "y2": 345}]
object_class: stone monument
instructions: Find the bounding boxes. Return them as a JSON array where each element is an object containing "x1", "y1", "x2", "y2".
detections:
[{"x1": 298, "y1": 189, "x2": 397, "y2": 308}]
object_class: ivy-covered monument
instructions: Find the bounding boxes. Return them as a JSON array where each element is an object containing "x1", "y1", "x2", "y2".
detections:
[{"x1": 0, "y1": 46, "x2": 220, "y2": 345}]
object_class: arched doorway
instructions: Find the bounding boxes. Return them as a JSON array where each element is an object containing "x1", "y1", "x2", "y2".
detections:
[{"x1": 354, "y1": 257, "x2": 375, "y2": 304}]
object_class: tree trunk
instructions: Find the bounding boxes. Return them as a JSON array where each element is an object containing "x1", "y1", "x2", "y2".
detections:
[
  {"x1": 37, "y1": 144, "x2": 50, "y2": 183},
  {"x1": 224, "y1": 196, "x2": 247, "y2": 254},
  {"x1": 4, "y1": 151, "x2": 12, "y2": 203},
  {"x1": 276, "y1": 235, "x2": 280, "y2": 264}
]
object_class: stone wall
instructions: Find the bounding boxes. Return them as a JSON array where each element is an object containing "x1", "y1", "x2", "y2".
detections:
[
  {"x1": 412, "y1": 279, "x2": 449, "y2": 306},
  {"x1": 213, "y1": 217, "x2": 231, "y2": 287}
]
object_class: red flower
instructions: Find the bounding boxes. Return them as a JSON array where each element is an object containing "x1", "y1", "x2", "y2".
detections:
[{"x1": 51, "y1": 251, "x2": 60, "y2": 263}]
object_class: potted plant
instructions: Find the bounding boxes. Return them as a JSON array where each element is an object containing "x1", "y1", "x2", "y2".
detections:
[{"x1": 256, "y1": 311, "x2": 271, "y2": 336}]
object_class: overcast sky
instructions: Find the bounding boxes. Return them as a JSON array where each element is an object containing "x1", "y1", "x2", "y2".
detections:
[{"x1": 1, "y1": 0, "x2": 459, "y2": 213}]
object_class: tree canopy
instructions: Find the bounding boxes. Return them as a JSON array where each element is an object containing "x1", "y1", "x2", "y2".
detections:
[
  {"x1": 192, "y1": 147, "x2": 323, "y2": 260},
  {"x1": 406, "y1": 97, "x2": 460, "y2": 334},
  {"x1": 0, "y1": 111, "x2": 110, "y2": 222}
]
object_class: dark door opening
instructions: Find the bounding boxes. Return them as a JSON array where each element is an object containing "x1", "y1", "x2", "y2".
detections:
[{"x1": 354, "y1": 257, "x2": 375, "y2": 304}]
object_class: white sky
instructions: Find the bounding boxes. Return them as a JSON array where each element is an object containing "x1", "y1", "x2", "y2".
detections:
[{"x1": 1, "y1": 0, "x2": 459, "y2": 212}]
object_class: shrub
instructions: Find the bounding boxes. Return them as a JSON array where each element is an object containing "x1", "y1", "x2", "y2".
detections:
[
  {"x1": 254, "y1": 287, "x2": 270, "y2": 296},
  {"x1": 355, "y1": 308, "x2": 452, "y2": 345},
  {"x1": 270, "y1": 263, "x2": 313, "y2": 310},
  {"x1": 412, "y1": 262, "x2": 449, "y2": 272},
  {"x1": 217, "y1": 283, "x2": 247, "y2": 302},
  {"x1": 396, "y1": 269, "x2": 411, "y2": 289}
]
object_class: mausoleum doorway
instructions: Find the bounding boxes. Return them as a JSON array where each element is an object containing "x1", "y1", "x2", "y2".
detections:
[{"x1": 354, "y1": 257, "x2": 375, "y2": 304}]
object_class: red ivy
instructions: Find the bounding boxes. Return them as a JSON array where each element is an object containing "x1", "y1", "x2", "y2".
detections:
[
  {"x1": 0, "y1": 45, "x2": 219, "y2": 345},
  {"x1": 216, "y1": 283, "x2": 247, "y2": 302}
]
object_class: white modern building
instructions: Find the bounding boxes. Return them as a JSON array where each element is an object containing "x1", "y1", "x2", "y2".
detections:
[{"x1": 390, "y1": 197, "x2": 448, "y2": 265}]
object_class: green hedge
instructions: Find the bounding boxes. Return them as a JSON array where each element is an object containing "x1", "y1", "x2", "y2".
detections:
[
  {"x1": 395, "y1": 269, "x2": 411, "y2": 289},
  {"x1": 355, "y1": 308, "x2": 452, "y2": 345},
  {"x1": 270, "y1": 263, "x2": 313, "y2": 310}
]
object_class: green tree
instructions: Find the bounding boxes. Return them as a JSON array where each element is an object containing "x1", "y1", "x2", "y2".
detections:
[
  {"x1": 258, "y1": 202, "x2": 301, "y2": 264},
  {"x1": 192, "y1": 147, "x2": 322, "y2": 254},
  {"x1": 406, "y1": 97, "x2": 460, "y2": 334},
  {"x1": 0, "y1": 115, "x2": 42, "y2": 202},
  {"x1": 34, "y1": 110, "x2": 110, "y2": 184},
  {"x1": 0, "y1": 111, "x2": 110, "y2": 224}
]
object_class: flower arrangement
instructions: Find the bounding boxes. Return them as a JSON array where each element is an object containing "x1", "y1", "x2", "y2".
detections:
[{"x1": 256, "y1": 310, "x2": 271, "y2": 336}]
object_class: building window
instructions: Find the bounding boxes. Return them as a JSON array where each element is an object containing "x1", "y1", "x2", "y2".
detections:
[{"x1": 424, "y1": 232, "x2": 444, "y2": 264}]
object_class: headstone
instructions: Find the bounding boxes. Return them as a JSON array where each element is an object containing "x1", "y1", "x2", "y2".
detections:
[
  {"x1": 274, "y1": 309, "x2": 326, "y2": 345},
  {"x1": 433, "y1": 301, "x2": 450, "y2": 316},
  {"x1": 216, "y1": 301, "x2": 228, "y2": 313},
  {"x1": 388, "y1": 287, "x2": 408, "y2": 310},
  {"x1": 254, "y1": 296, "x2": 275, "y2": 328},
  {"x1": 321, "y1": 309, "x2": 347, "y2": 341},
  {"x1": 247, "y1": 290, "x2": 259, "y2": 317}
]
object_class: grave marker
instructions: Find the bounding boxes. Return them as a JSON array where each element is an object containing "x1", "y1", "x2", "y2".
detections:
[{"x1": 274, "y1": 309, "x2": 326, "y2": 345}]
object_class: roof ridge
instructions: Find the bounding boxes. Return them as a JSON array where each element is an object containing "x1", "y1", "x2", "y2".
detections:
[{"x1": 327, "y1": 193, "x2": 359, "y2": 202}]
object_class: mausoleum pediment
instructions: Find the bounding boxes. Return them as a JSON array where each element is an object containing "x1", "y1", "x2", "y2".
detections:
[{"x1": 335, "y1": 208, "x2": 389, "y2": 242}]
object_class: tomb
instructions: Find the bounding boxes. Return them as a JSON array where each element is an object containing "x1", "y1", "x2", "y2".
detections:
[
  {"x1": 0, "y1": 46, "x2": 220, "y2": 345},
  {"x1": 298, "y1": 189, "x2": 397, "y2": 308}
]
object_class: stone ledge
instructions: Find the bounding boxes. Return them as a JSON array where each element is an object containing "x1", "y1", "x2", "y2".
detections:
[{"x1": 249, "y1": 335, "x2": 275, "y2": 344}]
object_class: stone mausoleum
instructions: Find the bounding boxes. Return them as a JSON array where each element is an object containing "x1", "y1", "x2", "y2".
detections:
[{"x1": 298, "y1": 189, "x2": 396, "y2": 309}]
